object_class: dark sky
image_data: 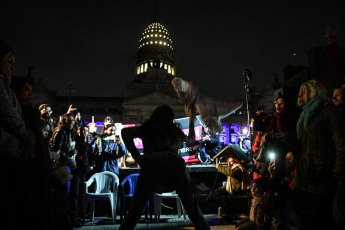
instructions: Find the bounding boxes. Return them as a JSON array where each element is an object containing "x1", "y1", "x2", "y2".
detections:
[{"x1": 2, "y1": 0, "x2": 344, "y2": 100}]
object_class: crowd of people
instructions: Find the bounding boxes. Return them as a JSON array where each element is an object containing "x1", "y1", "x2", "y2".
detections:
[
  {"x1": 213, "y1": 79, "x2": 345, "y2": 230},
  {"x1": 1, "y1": 22, "x2": 345, "y2": 230},
  {"x1": 0, "y1": 39, "x2": 130, "y2": 229}
]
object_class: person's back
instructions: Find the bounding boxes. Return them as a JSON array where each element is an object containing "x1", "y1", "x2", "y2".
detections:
[
  {"x1": 119, "y1": 105, "x2": 210, "y2": 230},
  {"x1": 138, "y1": 112, "x2": 185, "y2": 158}
]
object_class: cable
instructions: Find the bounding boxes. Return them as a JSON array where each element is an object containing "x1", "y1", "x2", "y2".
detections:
[
  {"x1": 205, "y1": 157, "x2": 225, "y2": 203},
  {"x1": 205, "y1": 170, "x2": 219, "y2": 203},
  {"x1": 161, "y1": 202, "x2": 173, "y2": 210}
]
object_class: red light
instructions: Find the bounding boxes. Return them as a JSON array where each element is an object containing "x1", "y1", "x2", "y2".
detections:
[{"x1": 293, "y1": 53, "x2": 297, "y2": 56}]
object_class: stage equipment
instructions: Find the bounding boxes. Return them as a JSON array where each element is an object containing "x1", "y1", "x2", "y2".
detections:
[
  {"x1": 211, "y1": 143, "x2": 251, "y2": 167},
  {"x1": 243, "y1": 68, "x2": 254, "y2": 149}
]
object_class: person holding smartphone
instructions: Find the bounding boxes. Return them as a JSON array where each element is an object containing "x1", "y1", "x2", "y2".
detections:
[{"x1": 95, "y1": 123, "x2": 127, "y2": 175}]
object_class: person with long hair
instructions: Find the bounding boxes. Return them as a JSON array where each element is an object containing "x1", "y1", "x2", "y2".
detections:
[
  {"x1": 11, "y1": 75, "x2": 55, "y2": 229},
  {"x1": 0, "y1": 40, "x2": 29, "y2": 229},
  {"x1": 49, "y1": 113, "x2": 77, "y2": 230},
  {"x1": 119, "y1": 105, "x2": 210, "y2": 230}
]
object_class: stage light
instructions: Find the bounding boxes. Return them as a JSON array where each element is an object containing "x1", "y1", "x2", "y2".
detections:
[{"x1": 242, "y1": 127, "x2": 248, "y2": 135}]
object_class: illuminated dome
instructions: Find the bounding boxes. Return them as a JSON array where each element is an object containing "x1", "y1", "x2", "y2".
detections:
[{"x1": 136, "y1": 20, "x2": 176, "y2": 77}]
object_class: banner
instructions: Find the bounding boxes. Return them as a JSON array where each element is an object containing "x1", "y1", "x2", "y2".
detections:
[
  {"x1": 120, "y1": 116, "x2": 203, "y2": 164},
  {"x1": 174, "y1": 116, "x2": 203, "y2": 164}
]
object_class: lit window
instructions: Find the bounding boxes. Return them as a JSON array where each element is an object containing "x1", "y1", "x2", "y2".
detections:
[
  {"x1": 140, "y1": 64, "x2": 144, "y2": 73},
  {"x1": 159, "y1": 41, "x2": 162, "y2": 44},
  {"x1": 155, "y1": 34, "x2": 157, "y2": 37},
  {"x1": 163, "y1": 42, "x2": 166, "y2": 45},
  {"x1": 137, "y1": 66, "x2": 140, "y2": 75},
  {"x1": 168, "y1": 65, "x2": 171, "y2": 74},
  {"x1": 144, "y1": 63, "x2": 148, "y2": 72},
  {"x1": 150, "y1": 41, "x2": 153, "y2": 44},
  {"x1": 164, "y1": 64, "x2": 167, "y2": 69}
]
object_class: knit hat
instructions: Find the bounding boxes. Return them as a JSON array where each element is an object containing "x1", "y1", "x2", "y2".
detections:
[{"x1": 250, "y1": 177, "x2": 268, "y2": 191}]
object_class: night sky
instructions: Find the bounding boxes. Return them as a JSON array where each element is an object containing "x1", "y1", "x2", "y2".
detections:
[{"x1": 2, "y1": 0, "x2": 344, "y2": 100}]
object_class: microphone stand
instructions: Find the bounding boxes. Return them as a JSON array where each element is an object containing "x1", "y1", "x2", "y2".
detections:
[{"x1": 243, "y1": 68, "x2": 253, "y2": 150}]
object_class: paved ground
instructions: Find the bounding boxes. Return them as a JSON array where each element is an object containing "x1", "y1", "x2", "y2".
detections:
[{"x1": 78, "y1": 214, "x2": 238, "y2": 229}]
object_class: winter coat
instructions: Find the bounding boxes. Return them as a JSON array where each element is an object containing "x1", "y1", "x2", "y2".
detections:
[
  {"x1": 74, "y1": 135, "x2": 94, "y2": 173},
  {"x1": 49, "y1": 126, "x2": 72, "y2": 163},
  {"x1": 217, "y1": 164, "x2": 251, "y2": 198},
  {"x1": 293, "y1": 100, "x2": 345, "y2": 196},
  {"x1": 96, "y1": 135, "x2": 127, "y2": 175},
  {"x1": 0, "y1": 77, "x2": 27, "y2": 159}
]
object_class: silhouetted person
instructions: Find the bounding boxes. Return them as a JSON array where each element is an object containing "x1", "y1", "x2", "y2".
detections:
[
  {"x1": 119, "y1": 105, "x2": 210, "y2": 230},
  {"x1": 0, "y1": 40, "x2": 29, "y2": 229}
]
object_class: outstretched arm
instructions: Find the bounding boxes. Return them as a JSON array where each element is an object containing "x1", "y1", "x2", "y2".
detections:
[{"x1": 185, "y1": 106, "x2": 196, "y2": 146}]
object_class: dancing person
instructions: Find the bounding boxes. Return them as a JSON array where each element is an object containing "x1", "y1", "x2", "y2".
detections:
[{"x1": 119, "y1": 105, "x2": 210, "y2": 230}]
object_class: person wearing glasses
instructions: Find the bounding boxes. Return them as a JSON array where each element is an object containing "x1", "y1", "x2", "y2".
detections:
[{"x1": 268, "y1": 95, "x2": 297, "y2": 135}]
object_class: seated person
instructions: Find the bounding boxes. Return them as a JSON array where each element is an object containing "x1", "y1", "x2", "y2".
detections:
[
  {"x1": 199, "y1": 126, "x2": 223, "y2": 164},
  {"x1": 215, "y1": 155, "x2": 252, "y2": 218},
  {"x1": 236, "y1": 177, "x2": 268, "y2": 230}
]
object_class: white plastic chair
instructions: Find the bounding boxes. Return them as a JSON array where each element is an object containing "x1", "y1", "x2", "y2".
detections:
[
  {"x1": 82, "y1": 171, "x2": 119, "y2": 224},
  {"x1": 153, "y1": 191, "x2": 186, "y2": 220}
]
